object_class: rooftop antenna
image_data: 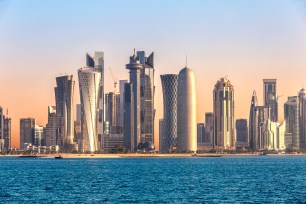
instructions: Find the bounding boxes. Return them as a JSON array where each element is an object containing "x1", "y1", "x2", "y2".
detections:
[{"x1": 186, "y1": 55, "x2": 188, "y2": 68}]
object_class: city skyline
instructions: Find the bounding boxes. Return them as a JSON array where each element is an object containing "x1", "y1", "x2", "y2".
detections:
[{"x1": 1, "y1": 1, "x2": 306, "y2": 147}]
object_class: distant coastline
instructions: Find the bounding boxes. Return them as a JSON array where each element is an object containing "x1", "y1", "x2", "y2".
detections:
[{"x1": 0, "y1": 153, "x2": 305, "y2": 159}]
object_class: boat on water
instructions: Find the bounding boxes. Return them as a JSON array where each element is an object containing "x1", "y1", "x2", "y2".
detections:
[
  {"x1": 55, "y1": 155, "x2": 64, "y2": 159},
  {"x1": 19, "y1": 155, "x2": 45, "y2": 158}
]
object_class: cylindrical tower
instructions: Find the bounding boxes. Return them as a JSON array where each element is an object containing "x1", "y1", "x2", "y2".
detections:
[
  {"x1": 177, "y1": 67, "x2": 197, "y2": 152},
  {"x1": 160, "y1": 74, "x2": 178, "y2": 152}
]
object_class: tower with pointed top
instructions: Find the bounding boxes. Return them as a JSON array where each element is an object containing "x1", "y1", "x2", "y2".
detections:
[
  {"x1": 249, "y1": 90, "x2": 258, "y2": 149},
  {"x1": 213, "y1": 77, "x2": 235, "y2": 149},
  {"x1": 124, "y1": 49, "x2": 143, "y2": 151},
  {"x1": 299, "y1": 88, "x2": 306, "y2": 148}
]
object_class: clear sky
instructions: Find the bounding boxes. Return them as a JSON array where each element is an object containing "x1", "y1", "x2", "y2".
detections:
[{"x1": 1, "y1": 0, "x2": 306, "y2": 148}]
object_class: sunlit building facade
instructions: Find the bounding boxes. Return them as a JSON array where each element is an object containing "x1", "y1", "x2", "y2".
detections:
[
  {"x1": 284, "y1": 96, "x2": 299, "y2": 149},
  {"x1": 263, "y1": 79, "x2": 278, "y2": 122},
  {"x1": 78, "y1": 67, "x2": 101, "y2": 153},
  {"x1": 213, "y1": 77, "x2": 235, "y2": 149},
  {"x1": 177, "y1": 67, "x2": 197, "y2": 152},
  {"x1": 20, "y1": 118, "x2": 36, "y2": 150}
]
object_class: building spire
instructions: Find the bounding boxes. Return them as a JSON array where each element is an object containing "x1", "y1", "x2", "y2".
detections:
[
  {"x1": 186, "y1": 55, "x2": 188, "y2": 68},
  {"x1": 133, "y1": 48, "x2": 136, "y2": 60}
]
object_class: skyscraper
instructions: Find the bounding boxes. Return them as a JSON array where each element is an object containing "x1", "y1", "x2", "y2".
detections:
[
  {"x1": 3, "y1": 117, "x2": 11, "y2": 151},
  {"x1": 45, "y1": 106, "x2": 60, "y2": 147},
  {"x1": 284, "y1": 96, "x2": 299, "y2": 149},
  {"x1": 249, "y1": 91, "x2": 258, "y2": 150},
  {"x1": 137, "y1": 51, "x2": 155, "y2": 144},
  {"x1": 105, "y1": 92, "x2": 120, "y2": 132},
  {"x1": 0, "y1": 107, "x2": 4, "y2": 152},
  {"x1": 213, "y1": 77, "x2": 235, "y2": 149},
  {"x1": 236, "y1": 119, "x2": 248, "y2": 148},
  {"x1": 119, "y1": 80, "x2": 128, "y2": 127},
  {"x1": 124, "y1": 50, "x2": 142, "y2": 151},
  {"x1": 20, "y1": 118, "x2": 35, "y2": 149},
  {"x1": 197, "y1": 123, "x2": 205, "y2": 144},
  {"x1": 177, "y1": 67, "x2": 197, "y2": 152},
  {"x1": 78, "y1": 67, "x2": 101, "y2": 153},
  {"x1": 160, "y1": 74, "x2": 178, "y2": 153},
  {"x1": 204, "y1": 112, "x2": 213, "y2": 146},
  {"x1": 124, "y1": 83, "x2": 135, "y2": 150},
  {"x1": 263, "y1": 79, "x2": 278, "y2": 122},
  {"x1": 299, "y1": 88, "x2": 306, "y2": 149},
  {"x1": 55, "y1": 75, "x2": 75, "y2": 149},
  {"x1": 86, "y1": 52, "x2": 104, "y2": 141}
]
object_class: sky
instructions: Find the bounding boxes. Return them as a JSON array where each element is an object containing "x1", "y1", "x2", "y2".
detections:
[{"x1": 1, "y1": 0, "x2": 306, "y2": 148}]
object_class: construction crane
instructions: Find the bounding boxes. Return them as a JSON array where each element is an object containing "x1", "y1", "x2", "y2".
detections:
[{"x1": 108, "y1": 67, "x2": 118, "y2": 93}]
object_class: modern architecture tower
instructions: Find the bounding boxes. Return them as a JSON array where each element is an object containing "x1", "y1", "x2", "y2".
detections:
[
  {"x1": 86, "y1": 52, "x2": 104, "y2": 141},
  {"x1": 55, "y1": 75, "x2": 75, "y2": 148},
  {"x1": 78, "y1": 67, "x2": 101, "y2": 153},
  {"x1": 160, "y1": 74, "x2": 178, "y2": 152},
  {"x1": 137, "y1": 51, "x2": 155, "y2": 144},
  {"x1": 213, "y1": 77, "x2": 235, "y2": 149},
  {"x1": 236, "y1": 119, "x2": 248, "y2": 148},
  {"x1": 299, "y1": 88, "x2": 306, "y2": 148},
  {"x1": 263, "y1": 79, "x2": 278, "y2": 121},
  {"x1": 249, "y1": 90, "x2": 258, "y2": 150},
  {"x1": 177, "y1": 67, "x2": 197, "y2": 152},
  {"x1": 20, "y1": 118, "x2": 35, "y2": 149},
  {"x1": 284, "y1": 96, "x2": 299, "y2": 149},
  {"x1": 124, "y1": 49, "x2": 142, "y2": 151}
]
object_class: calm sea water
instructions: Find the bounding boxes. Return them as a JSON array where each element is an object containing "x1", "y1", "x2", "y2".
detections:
[{"x1": 0, "y1": 156, "x2": 306, "y2": 203}]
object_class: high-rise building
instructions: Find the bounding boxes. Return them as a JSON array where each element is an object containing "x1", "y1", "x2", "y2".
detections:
[
  {"x1": 160, "y1": 74, "x2": 178, "y2": 153},
  {"x1": 177, "y1": 67, "x2": 197, "y2": 152},
  {"x1": 78, "y1": 67, "x2": 101, "y2": 153},
  {"x1": 236, "y1": 119, "x2": 248, "y2": 148},
  {"x1": 299, "y1": 88, "x2": 306, "y2": 149},
  {"x1": 213, "y1": 77, "x2": 235, "y2": 149},
  {"x1": 159, "y1": 119, "x2": 165, "y2": 152},
  {"x1": 124, "y1": 83, "x2": 135, "y2": 150},
  {"x1": 3, "y1": 117, "x2": 11, "y2": 151},
  {"x1": 263, "y1": 119, "x2": 286, "y2": 150},
  {"x1": 33, "y1": 125, "x2": 45, "y2": 146},
  {"x1": 119, "y1": 80, "x2": 128, "y2": 127},
  {"x1": 249, "y1": 91, "x2": 258, "y2": 150},
  {"x1": 0, "y1": 107, "x2": 4, "y2": 152},
  {"x1": 136, "y1": 51, "x2": 155, "y2": 144},
  {"x1": 124, "y1": 50, "x2": 142, "y2": 151},
  {"x1": 105, "y1": 92, "x2": 120, "y2": 133},
  {"x1": 20, "y1": 118, "x2": 35, "y2": 150},
  {"x1": 55, "y1": 75, "x2": 75, "y2": 149},
  {"x1": 86, "y1": 52, "x2": 104, "y2": 142},
  {"x1": 46, "y1": 106, "x2": 61, "y2": 147},
  {"x1": 204, "y1": 112, "x2": 213, "y2": 146},
  {"x1": 197, "y1": 123, "x2": 205, "y2": 144},
  {"x1": 284, "y1": 96, "x2": 299, "y2": 149},
  {"x1": 263, "y1": 79, "x2": 278, "y2": 122}
]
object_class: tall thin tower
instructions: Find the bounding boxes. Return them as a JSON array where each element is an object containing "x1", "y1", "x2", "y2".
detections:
[
  {"x1": 213, "y1": 77, "x2": 235, "y2": 149},
  {"x1": 125, "y1": 49, "x2": 142, "y2": 151},
  {"x1": 299, "y1": 88, "x2": 306, "y2": 148},
  {"x1": 177, "y1": 67, "x2": 197, "y2": 152}
]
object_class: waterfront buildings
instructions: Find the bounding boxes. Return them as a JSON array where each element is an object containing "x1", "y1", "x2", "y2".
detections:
[
  {"x1": 160, "y1": 74, "x2": 178, "y2": 152},
  {"x1": 236, "y1": 119, "x2": 248, "y2": 148},
  {"x1": 299, "y1": 88, "x2": 306, "y2": 149},
  {"x1": 20, "y1": 118, "x2": 36, "y2": 150},
  {"x1": 213, "y1": 77, "x2": 235, "y2": 149},
  {"x1": 284, "y1": 96, "x2": 299, "y2": 149},
  {"x1": 263, "y1": 119, "x2": 286, "y2": 150},
  {"x1": 137, "y1": 51, "x2": 155, "y2": 144},
  {"x1": 45, "y1": 106, "x2": 60, "y2": 147},
  {"x1": 86, "y1": 52, "x2": 105, "y2": 145},
  {"x1": 3, "y1": 117, "x2": 11, "y2": 151},
  {"x1": 78, "y1": 67, "x2": 101, "y2": 153},
  {"x1": 0, "y1": 107, "x2": 4, "y2": 152},
  {"x1": 177, "y1": 67, "x2": 197, "y2": 152},
  {"x1": 124, "y1": 50, "x2": 142, "y2": 151},
  {"x1": 105, "y1": 92, "x2": 121, "y2": 133},
  {"x1": 263, "y1": 79, "x2": 278, "y2": 122},
  {"x1": 55, "y1": 75, "x2": 75, "y2": 149},
  {"x1": 33, "y1": 125, "x2": 45, "y2": 146},
  {"x1": 204, "y1": 112, "x2": 214, "y2": 147},
  {"x1": 197, "y1": 123, "x2": 205, "y2": 144}
]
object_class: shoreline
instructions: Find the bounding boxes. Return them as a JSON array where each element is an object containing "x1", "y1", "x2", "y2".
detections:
[{"x1": 0, "y1": 153, "x2": 305, "y2": 159}]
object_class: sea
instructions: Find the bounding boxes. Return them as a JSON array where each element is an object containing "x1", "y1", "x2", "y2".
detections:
[{"x1": 0, "y1": 156, "x2": 306, "y2": 203}]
